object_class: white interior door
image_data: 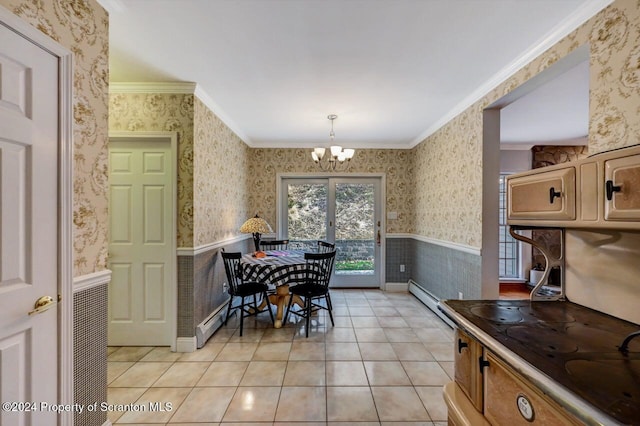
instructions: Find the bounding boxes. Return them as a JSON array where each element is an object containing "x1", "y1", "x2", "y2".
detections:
[
  {"x1": 281, "y1": 177, "x2": 383, "y2": 288},
  {"x1": 0, "y1": 22, "x2": 59, "y2": 425},
  {"x1": 108, "y1": 137, "x2": 175, "y2": 347}
]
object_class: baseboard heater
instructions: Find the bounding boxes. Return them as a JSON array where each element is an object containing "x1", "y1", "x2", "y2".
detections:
[
  {"x1": 408, "y1": 280, "x2": 455, "y2": 329},
  {"x1": 195, "y1": 301, "x2": 229, "y2": 348}
]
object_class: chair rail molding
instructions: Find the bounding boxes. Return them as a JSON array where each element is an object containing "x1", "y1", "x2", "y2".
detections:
[
  {"x1": 177, "y1": 233, "x2": 253, "y2": 256},
  {"x1": 386, "y1": 233, "x2": 481, "y2": 256}
]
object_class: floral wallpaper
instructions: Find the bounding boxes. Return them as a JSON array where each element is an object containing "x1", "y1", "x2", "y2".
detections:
[
  {"x1": 413, "y1": 0, "x2": 640, "y2": 248},
  {"x1": 109, "y1": 93, "x2": 195, "y2": 247},
  {"x1": 532, "y1": 145, "x2": 589, "y2": 169},
  {"x1": 1, "y1": 0, "x2": 109, "y2": 277},
  {"x1": 248, "y1": 149, "x2": 415, "y2": 235},
  {"x1": 193, "y1": 98, "x2": 251, "y2": 246}
]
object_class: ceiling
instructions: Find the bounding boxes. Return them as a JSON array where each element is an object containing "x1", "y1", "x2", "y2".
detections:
[{"x1": 103, "y1": 0, "x2": 610, "y2": 149}]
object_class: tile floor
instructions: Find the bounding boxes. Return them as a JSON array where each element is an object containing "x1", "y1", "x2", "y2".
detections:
[{"x1": 107, "y1": 289, "x2": 453, "y2": 425}]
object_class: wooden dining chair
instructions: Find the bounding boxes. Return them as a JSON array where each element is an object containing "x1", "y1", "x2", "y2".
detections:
[
  {"x1": 259, "y1": 239, "x2": 289, "y2": 251},
  {"x1": 283, "y1": 250, "x2": 336, "y2": 337},
  {"x1": 317, "y1": 240, "x2": 335, "y2": 253},
  {"x1": 221, "y1": 251, "x2": 274, "y2": 336}
]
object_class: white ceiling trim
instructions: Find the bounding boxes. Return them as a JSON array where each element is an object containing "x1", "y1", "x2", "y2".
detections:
[
  {"x1": 193, "y1": 85, "x2": 253, "y2": 146},
  {"x1": 409, "y1": 0, "x2": 613, "y2": 148},
  {"x1": 110, "y1": 82, "x2": 196, "y2": 93}
]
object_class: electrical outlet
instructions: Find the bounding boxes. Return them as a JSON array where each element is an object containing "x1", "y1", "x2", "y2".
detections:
[
  {"x1": 458, "y1": 291, "x2": 463, "y2": 299},
  {"x1": 400, "y1": 264, "x2": 405, "y2": 272}
]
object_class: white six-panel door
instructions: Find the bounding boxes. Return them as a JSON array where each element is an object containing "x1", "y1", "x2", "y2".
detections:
[
  {"x1": 108, "y1": 138, "x2": 175, "y2": 346},
  {"x1": 0, "y1": 21, "x2": 59, "y2": 425}
]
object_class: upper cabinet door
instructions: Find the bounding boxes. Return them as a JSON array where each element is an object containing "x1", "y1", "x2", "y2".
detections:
[
  {"x1": 508, "y1": 167, "x2": 576, "y2": 221},
  {"x1": 604, "y1": 154, "x2": 640, "y2": 221}
]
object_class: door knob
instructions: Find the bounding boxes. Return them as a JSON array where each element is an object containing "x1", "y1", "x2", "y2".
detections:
[{"x1": 28, "y1": 295, "x2": 57, "y2": 316}]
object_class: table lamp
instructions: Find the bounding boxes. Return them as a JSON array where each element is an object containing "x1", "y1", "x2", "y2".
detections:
[{"x1": 240, "y1": 214, "x2": 273, "y2": 252}]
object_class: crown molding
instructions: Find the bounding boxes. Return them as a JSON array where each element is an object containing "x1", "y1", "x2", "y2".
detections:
[
  {"x1": 409, "y1": 0, "x2": 613, "y2": 148},
  {"x1": 193, "y1": 85, "x2": 253, "y2": 145},
  {"x1": 109, "y1": 81, "x2": 197, "y2": 94}
]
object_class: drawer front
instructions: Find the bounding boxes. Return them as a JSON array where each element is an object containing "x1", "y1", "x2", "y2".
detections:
[
  {"x1": 508, "y1": 167, "x2": 576, "y2": 220},
  {"x1": 484, "y1": 352, "x2": 578, "y2": 425},
  {"x1": 605, "y1": 154, "x2": 640, "y2": 220},
  {"x1": 454, "y1": 329, "x2": 483, "y2": 411}
]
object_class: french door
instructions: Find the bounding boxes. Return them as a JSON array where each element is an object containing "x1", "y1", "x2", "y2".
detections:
[{"x1": 280, "y1": 177, "x2": 383, "y2": 288}]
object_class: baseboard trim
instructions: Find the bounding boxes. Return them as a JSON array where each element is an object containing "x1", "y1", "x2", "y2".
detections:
[
  {"x1": 385, "y1": 282, "x2": 409, "y2": 292},
  {"x1": 409, "y1": 280, "x2": 455, "y2": 329},
  {"x1": 73, "y1": 270, "x2": 112, "y2": 293},
  {"x1": 196, "y1": 302, "x2": 228, "y2": 348},
  {"x1": 176, "y1": 337, "x2": 197, "y2": 353}
]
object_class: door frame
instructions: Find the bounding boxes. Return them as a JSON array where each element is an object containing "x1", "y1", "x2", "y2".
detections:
[
  {"x1": 276, "y1": 172, "x2": 386, "y2": 289},
  {"x1": 108, "y1": 131, "x2": 178, "y2": 350},
  {"x1": 0, "y1": 6, "x2": 74, "y2": 424}
]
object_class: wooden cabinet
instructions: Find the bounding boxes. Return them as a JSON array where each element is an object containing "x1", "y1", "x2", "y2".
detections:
[
  {"x1": 604, "y1": 153, "x2": 640, "y2": 221},
  {"x1": 454, "y1": 328, "x2": 483, "y2": 411},
  {"x1": 484, "y1": 352, "x2": 579, "y2": 425},
  {"x1": 508, "y1": 167, "x2": 576, "y2": 221}
]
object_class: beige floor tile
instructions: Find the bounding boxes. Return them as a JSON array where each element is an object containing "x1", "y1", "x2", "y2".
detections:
[
  {"x1": 141, "y1": 347, "x2": 183, "y2": 362},
  {"x1": 355, "y1": 328, "x2": 389, "y2": 343},
  {"x1": 261, "y1": 327, "x2": 296, "y2": 342},
  {"x1": 413, "y1": 328, "x2": 454, "y2": 343},
  {"x1": 331, "y1": 316, "x2": 353, "y2": 327},
  {"x1": 358, "y1": 343, "x2": 398, "y2": 361},
  {"x1": 289, "y1": 341, "x2": 326, "y2": 360},
  {"x1": 439, "y1": 361, "x2": 454, "y2": 379},
  {"x1": 376, "y1": 316, "x2": 409, "y2": 328},
  {"x1": 363, "y1": 361, "x2": 411, "y2": 386},
  {"x1": 252, "y1": 342, "x2": 292, "y2": 360},
  {"x1": 216, "y1": 343, "x2": 259, "y2": 361},
  {"x1": 402, "y1": 361, "x2": 451, "y2": 386},
  {"x1": 196, "y1": 361, "x2": 248, "y2": 387},
  {"x1": 345, "y1": 298, "x2": 371, "y2": 307},
  {"x1": 326, "y1": 361, "x2": 368, "y2": 386},
  {"x1": 325, "y1": 327, "x2": 357, "y2": 342},
  {"x1": 116, "y1": 387, "x2": 191, "y2": 423},
  {"x1": 153, "y1": 362, "x2": 210, "y2": 387},
  {"x1": 326, "y1": 387, "x2": 378, "y2": 422},
  {"x1": 350, "y1": 316, "x2": 381, "y2": 328},
  {"x1": 331, "y1": 306, "x2": 350, "y2": 316},
  {"x1": 108, "y1": 346, "x2": 154, "y2": 362},
  {"x1": 110, "y1": 362, "x2": 173, "y2": 388},
  {"x1": 108, "y1": 362, "x2": 135, "y2": 384},
  {"x1": 168, "y1": 387, "x2": 235, "y2": 423},
  {"x1": 415, "y1": 386, "x2": 448, "y2": 422},
  {"x1": 325, "y1": 342, "x2": 362, "y2": 360},
  {"x1": 368, "y1": 299, "x2": 393, "y2": 307},
  {"x1": 404, "y1": 317, "x2": 440, "y2": 328},
  {"x1": 107, "y1": 387, "x2": 147, "y2": 423},
  {"x1": 423, "y1": 342, "x2": 454, "y2": 361},
  {"x1": 371, "y1": 307, "x2": 400, "y2": 317},
  {"x1": 107, "y1": 346, "x2": 120, "y2": 356},
  {"x1": 228, "y1": 328, "x2": 266, "y2": 343},
  {"x1": 222, "y1": 386, "x2": 281, "y2": 422},
  {"x1": 283, "y1": 361, "x2": 326, "y2": 386},
  {"x1": 275, "y1": 387, "x2": 326, "y2": 422},
  {"x1": 384, "y1": 328, "x2": 420, "y2": 343},
  {"x1": 179, "y1": 343, "x2": 226, "y2": 362},
  {"x1": 348, "y1": 306, "x2": 375, "y2": 316},
  {"x1": 209, "y1": 327, "x2": 236, "y2": 343},
  {"x1": 390, "y1": 343, "x2": 435, "y2": 361},
  {"x1": 329, "y1": 423, "x2": 381, "y2": 426},
  {"x1": 401, "y1": 307, "x2": 431, "y2": 317},
  {"x1": 239, "y1": 361, "x2": 287, "y2": 386},
  {"x1": 371, "y1": 386, "x2": 430, "y2": 422},
  {"x1": 293, "y1": 325, "x2": 328, "y2": 341},
  {"x1": 381, "y1": 423, "x2": 436, "y2": 426}
]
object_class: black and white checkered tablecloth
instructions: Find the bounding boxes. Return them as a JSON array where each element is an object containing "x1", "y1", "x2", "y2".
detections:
[{"x1": 241, "y1": 250, "x2": 308, "y2": 287}]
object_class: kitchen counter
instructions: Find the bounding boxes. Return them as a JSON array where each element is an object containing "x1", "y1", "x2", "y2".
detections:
[{"x1": 439, "y1": 299, "x2": 640, "y2": 425}]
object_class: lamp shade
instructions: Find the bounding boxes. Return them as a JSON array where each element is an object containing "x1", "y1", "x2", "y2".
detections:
[{"x1": 239, "y1": 216, "x2": 273, "y2": 235}]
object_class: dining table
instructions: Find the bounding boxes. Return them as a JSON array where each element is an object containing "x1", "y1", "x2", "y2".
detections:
[{"x1": 240, "y1": 249, "x2": 308, "y2": 328}]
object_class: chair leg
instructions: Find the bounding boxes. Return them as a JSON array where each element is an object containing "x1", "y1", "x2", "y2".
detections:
[
  {"x1": 224, "y1": 295, "x2": 234, "y2": 326},
  {"x1": 264, "y1": 291, "x2": 274, "y2": 324},
  {"x1": 305, "y1": 297, "x2": 311, "y2": 338},
  {"x1": 326, "y1": 294, "x2": 335, "y2": 327},
  {"x1": 239, "y1": 296, "x2": 245, "y2": 336},
  {"x1": 283, "y1": 291, "x2": 295, "y2": 326}
]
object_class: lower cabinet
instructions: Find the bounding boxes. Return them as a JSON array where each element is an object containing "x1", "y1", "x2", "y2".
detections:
[{"x1": 454, "y1": 328, "x2": 483, "y2": 411}]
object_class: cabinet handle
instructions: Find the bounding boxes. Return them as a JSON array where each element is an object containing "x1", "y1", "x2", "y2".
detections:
[
  {"x1": 479, "y1": 357, "x2": 490, "y2": 374},
  {"x1": 606, "y1": 180, "x2": 622, "y2": 201},
  {"x1": 457, "y1": 339, "x2": 469, "y2": 353},
  {"x1": 549, "y1": 187, "x2": 561, "y2": 204}
]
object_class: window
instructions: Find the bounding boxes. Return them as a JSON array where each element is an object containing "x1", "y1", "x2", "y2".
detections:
[{"x1": 499, "y1": 174, "x2": 519, "y2": 278}]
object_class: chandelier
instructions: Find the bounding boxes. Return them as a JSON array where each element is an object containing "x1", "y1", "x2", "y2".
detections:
[{"x1": 311, "y1": 114, "x2": 355, "y2": 171}]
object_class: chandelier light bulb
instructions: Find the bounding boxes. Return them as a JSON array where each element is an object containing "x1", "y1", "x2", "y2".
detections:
[{"x1": 330, "y1": 145, "x2": 343, "y2": 157}]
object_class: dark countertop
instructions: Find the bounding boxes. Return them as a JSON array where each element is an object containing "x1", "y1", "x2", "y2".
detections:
[{"x1": 438, "y1": 299, "x2": 640, "y2": 426}]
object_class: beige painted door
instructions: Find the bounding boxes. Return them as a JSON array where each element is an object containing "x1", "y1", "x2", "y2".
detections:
[
  {"x1": 0, "y1": 22, "x2": 59, "y2": 425},
  {"x1": 108, "y1": 138, "x2": 174, "y2": 346}
]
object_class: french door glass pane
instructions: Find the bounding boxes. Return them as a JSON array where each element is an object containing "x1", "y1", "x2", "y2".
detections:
[
  {"x1": 335, "y1": 183, "x2": 375, "y2": 276},
  {"x1": 287, "y1": 183, "x2": 327, "y2": 250}
]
